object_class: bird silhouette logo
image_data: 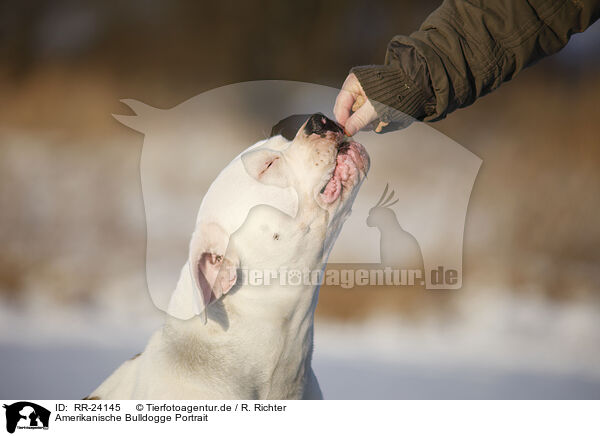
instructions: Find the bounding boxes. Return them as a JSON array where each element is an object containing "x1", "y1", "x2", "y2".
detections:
[{"x1": 367, "y1": 184, "x2": 424, "y2": 273}]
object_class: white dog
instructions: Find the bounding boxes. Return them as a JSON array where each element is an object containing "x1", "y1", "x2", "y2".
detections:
[{"x1": 87, "y1": 113, "x2": 369, "y2": 399}]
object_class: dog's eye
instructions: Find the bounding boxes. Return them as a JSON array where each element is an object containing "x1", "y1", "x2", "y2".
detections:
[
  {"x1": 260, "y1": 157, "x2": 279, "y2": 176},
  {"x1": 273, "y1": 233, "x2": 280, "y2": 240}
]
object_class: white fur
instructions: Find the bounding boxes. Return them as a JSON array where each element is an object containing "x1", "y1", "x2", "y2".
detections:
[{"x1": 90, "y1": 120, "x2": 368, "y2": 399}]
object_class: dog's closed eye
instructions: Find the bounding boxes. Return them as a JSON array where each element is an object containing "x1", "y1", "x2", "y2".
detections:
[
  {"x1": 260, "y1": 157, "x2": 279, "y2": 177},
  {"x1": 241, "y1": 148, "x2": 289, "y2": 188},
  {"x1": 273, "y1": 233, "x2": 280, "y2": 240}
]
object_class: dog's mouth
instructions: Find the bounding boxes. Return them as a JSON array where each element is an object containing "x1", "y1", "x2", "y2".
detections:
[{"x1": 319, "y1": 140, "x2": 369, "y2": 204}]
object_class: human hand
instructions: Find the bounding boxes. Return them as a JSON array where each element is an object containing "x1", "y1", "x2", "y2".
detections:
[{"x1": 333, "y1": 73, "x2": 379, "y2": 136}]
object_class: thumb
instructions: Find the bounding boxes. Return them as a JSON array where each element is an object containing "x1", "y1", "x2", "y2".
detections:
[{"x1": 344, "y1": 100, "x2": 378, "y2": 136}]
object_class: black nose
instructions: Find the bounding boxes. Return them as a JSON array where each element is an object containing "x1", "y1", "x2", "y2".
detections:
[{"x1": 304, "y1": 113, "x2": 343, "y2": 136}]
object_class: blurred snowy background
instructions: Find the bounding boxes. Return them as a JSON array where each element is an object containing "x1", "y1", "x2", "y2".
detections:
[{"x1": 1, "y1": 0, "x2": 600, "y2": 399}]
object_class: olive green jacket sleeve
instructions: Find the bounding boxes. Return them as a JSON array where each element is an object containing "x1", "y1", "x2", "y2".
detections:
[{"x1": 351, "y1": 0, "x2": 600, "y2": 129}]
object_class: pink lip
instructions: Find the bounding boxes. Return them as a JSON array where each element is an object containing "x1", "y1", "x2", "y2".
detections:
[{"x1": 320, "y1": 141, "x2": 369, "y2": 204}]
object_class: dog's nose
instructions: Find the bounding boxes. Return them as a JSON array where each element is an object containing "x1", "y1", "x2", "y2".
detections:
[{"x1": 304, "y1": 113, "x2": 344, "y2": 136}]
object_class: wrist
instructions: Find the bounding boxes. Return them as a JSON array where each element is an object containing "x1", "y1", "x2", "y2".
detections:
[{"x1": 351, "y1": 65, "x2": 432, "y2": 127}]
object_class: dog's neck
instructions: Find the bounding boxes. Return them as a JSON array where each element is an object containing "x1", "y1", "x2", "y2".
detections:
[
  {"x1": 164, "y1": 258, "x2": 323, "y2": 399},
  {"x1": 163, "y1": 200, "x2": 334, "y2": 398}
]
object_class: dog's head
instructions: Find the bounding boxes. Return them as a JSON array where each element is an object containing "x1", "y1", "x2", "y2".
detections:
[
  {"x1": 172, "y1": 113, "x2": 369, "y2": 320},
  {"x1": 243, "y1": 113, "x2": 369, "y2": 216}
]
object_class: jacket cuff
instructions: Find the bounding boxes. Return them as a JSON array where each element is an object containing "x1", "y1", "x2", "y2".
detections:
[{"x1": 351, "y1": 65, "x2": 431, "y2": 127}]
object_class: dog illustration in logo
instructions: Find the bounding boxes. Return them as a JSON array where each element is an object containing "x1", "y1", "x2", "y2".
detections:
[
  {"x1": 111, "y1": 82, "x2": 480, "y2": 307},
  {"x1": 3, "y1": 402, "x2": 50, "y2": 434}
]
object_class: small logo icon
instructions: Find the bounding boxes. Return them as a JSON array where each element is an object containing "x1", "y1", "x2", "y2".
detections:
[
  {"x1": 3, "y1": 402, "x2": 50, "y2": 434},
  {"x1": 367, "y1": 183, "x2": 424, "y2": 271}
]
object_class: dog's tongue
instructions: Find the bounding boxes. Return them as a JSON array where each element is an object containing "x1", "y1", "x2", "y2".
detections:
[{"x1": 321, "y1": 152, "x2": 359, "y2": 204}]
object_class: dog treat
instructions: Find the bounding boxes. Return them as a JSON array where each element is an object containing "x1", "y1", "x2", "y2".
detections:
[
  {"x1": 351, "y1": 94, "x2": 366, "y2": 113},
  {"x1": 351, "y1": 94, "x2": 389, "y2": 133},
  {"x1": 374, "y1": 121, "x2": 389, "y2": 133}
]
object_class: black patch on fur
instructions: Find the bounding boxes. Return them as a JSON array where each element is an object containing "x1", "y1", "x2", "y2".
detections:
[{"x1": 270, "y1": 114, "x2": 312, "y2": 140}]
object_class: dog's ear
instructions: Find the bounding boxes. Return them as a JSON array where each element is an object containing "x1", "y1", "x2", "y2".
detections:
[
  {"x1": 241, "y1": 148, "x2": 289, "y2": 188},
  {"x1": 187, "y1": 224, "x2": 237, "y2": 321}
]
